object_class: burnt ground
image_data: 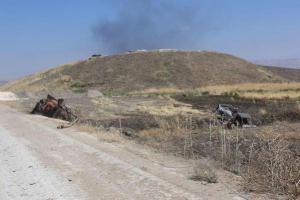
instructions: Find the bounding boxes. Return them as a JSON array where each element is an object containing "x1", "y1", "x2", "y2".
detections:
[
  {"x1": 82, "y1": 114, "x2": 159, "y2": 131},
  {"x1": 174, "y1": 94, "x2": 300, "y2": 125},
  {"x1": 9, "y1": 92, "x2": 300, "y2": 133}
]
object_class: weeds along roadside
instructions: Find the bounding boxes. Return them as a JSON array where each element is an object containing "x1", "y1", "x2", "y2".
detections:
[
  {"x1": 80, "y1": 113, "x2": 299, "y2": 198},
  {"x1": 137, "y1": 114, "x2": 300, "y2": 198}
]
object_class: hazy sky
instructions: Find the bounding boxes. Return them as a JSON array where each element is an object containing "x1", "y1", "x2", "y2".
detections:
[{"x1": 1, "y1": 0, "x2": 300, "y2": 80}]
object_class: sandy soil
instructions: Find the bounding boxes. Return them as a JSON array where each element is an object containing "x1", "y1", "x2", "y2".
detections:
[
  {"x1": 0, "y1": 105, "x2": 249, "y2": 200},
  {"x1": 0, "y1": 92, "x2": 19, "y2": 101}
]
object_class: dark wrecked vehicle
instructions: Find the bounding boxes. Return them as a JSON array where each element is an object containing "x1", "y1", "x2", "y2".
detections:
[
  {"x1": 31, "y1": 95, "x2": 77, "y2": 126},
  {"x1": 215, "y1": 104, "x2": 256, "y2": 129}
]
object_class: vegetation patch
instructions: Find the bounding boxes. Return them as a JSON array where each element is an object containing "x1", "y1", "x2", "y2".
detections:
[
  {"x1": 200, "y1": 82, "x2": 300, "y2": 99},
  {"x1": 190, "y1": 161, "x2": 218, "y2": 183},
  {"x1": 136, "y1": 114, "x2": 299, "y2": 198}
]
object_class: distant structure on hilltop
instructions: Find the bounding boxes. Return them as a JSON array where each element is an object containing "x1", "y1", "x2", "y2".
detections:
[
  {"x1": 88, "y1": 54, "x2": 102, "y2": 60},
  {"x1": 126, "y1": 49, "x2": 179, "y2": 54}
]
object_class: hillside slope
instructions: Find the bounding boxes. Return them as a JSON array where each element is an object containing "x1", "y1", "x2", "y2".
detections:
[
  {"x1": 255, "y1": 58, "x2": 300, "y2": 69},
  {"x1": 261, "y1": 65, "x2": 300, "y2": 82},
  {"x1": 2, "y1": 51, "x2": 300, "y2": 93}
]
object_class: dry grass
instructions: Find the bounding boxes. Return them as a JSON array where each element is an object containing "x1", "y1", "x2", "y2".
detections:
[
  {"x1": 129, "y1": 87, "x2": 204, "y2": 97},
  {"x1": 243, "y1": 132, "x2": 300, "y2": 198},
  {"x1": 4, "y1": 51, "x2": 300, "y2": 94},
  {"x1": 136, "y1": 99, "x2": 202, "y2": 116},
  {"x1": 129, "y1": 82, "x2": 300, "y2": 100},
  {"x1": 190, "y1": 160, "x2": 218, "y2": 183},
  {"x1": 218, "y1": 130, "x2": 299, "y2": 198},
  {"x1": 138, "y1": 115, "x2": 199, "y2": 157},
  {"x1": 205, "y1": 121, "x2": 299, "y2": 198},
  {"x1": 138, "y1": 115, "x2": 300, "y2": 198},
  {"x1": 242, "y1": 90, "x2": 300, "y2": 99},
  {"x1": 0, "y1": 60, "x2": 83, "y2": 92},
  {"x1": 140, "y1": 116, "x2": 187, "y2": 139},
  {"x1": 200, "y1": 82, "x2": 300, "y2": 99},
  {"x1": 129, "y1": 87, "x2": 186, "y2": 95}
]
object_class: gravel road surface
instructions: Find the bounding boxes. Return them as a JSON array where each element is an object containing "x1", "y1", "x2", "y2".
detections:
[{"x1": 0, "y1": 105, "x2": 245, "y2": 200}]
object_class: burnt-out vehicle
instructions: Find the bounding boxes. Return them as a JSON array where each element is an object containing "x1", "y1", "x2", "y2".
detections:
[
  {"x1": 215, "y1": 104, "x2": 256, "y2": 129},
  {"x1": 31, "y1": 94, "x2": 77, "y2": 122}
]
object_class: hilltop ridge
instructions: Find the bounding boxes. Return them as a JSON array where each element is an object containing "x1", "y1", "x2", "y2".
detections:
[{"x1": 2, "y1": 50, "x2": 300, "y2": 93}]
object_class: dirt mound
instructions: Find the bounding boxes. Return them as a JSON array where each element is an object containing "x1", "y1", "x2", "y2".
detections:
[{"x1": 2, "y1": 51, "x2": 300, "y2": 93}]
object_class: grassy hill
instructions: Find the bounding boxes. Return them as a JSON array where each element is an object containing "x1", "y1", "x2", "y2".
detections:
[{"x1": 2, "y1": 50, "x2": 300, "y2": 94}]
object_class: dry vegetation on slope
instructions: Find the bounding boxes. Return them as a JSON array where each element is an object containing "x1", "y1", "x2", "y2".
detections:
[
  {"x1": 2, "y1": 51, "x2": 300, "y2": 94},
  {"x1": 200, "y1": 82, "x2": 300, "y2": 99}
]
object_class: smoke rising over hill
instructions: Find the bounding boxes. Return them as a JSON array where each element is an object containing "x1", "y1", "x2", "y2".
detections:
[{"x1": 93, "y1": 0, "x2": 219, "y2": 54}]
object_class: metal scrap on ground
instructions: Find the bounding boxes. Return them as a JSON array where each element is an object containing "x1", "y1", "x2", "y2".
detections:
[
  {"x1": 31, "y1": 94, "x2": 78, "y2": 128},
  {"x1": 215, "y1": 104, "x2": 256, "y2": 129}
]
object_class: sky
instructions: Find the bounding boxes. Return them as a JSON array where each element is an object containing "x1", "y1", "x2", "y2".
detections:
[{"x1": 1, "y1": 0, "x2": 300, "y2": 80}]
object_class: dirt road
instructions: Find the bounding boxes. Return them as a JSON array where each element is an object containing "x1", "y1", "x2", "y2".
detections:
[{"x1": 0, "y1": 105, "x2": 245, "y2": 200}]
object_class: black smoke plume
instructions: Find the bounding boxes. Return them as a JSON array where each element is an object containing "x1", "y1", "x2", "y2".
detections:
[{"x1": 93, "y1": 0, "x2": 219, "y2": 54}]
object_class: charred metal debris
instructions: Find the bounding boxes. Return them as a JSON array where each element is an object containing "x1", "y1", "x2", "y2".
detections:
[
  {"x1": 215, "y1": 104, "x2": 256, "y2": 129},
  {"x1": 31, "y1": 95, "x2": 78, "y2": 129}
]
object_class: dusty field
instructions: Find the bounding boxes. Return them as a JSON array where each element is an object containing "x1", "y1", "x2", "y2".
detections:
[
  {"x1": 2, "y1": 90, "x2": 299, "y2": 199},
  {"x1": 0, "y1": 105, "x2": 249, "y2": 200}
]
